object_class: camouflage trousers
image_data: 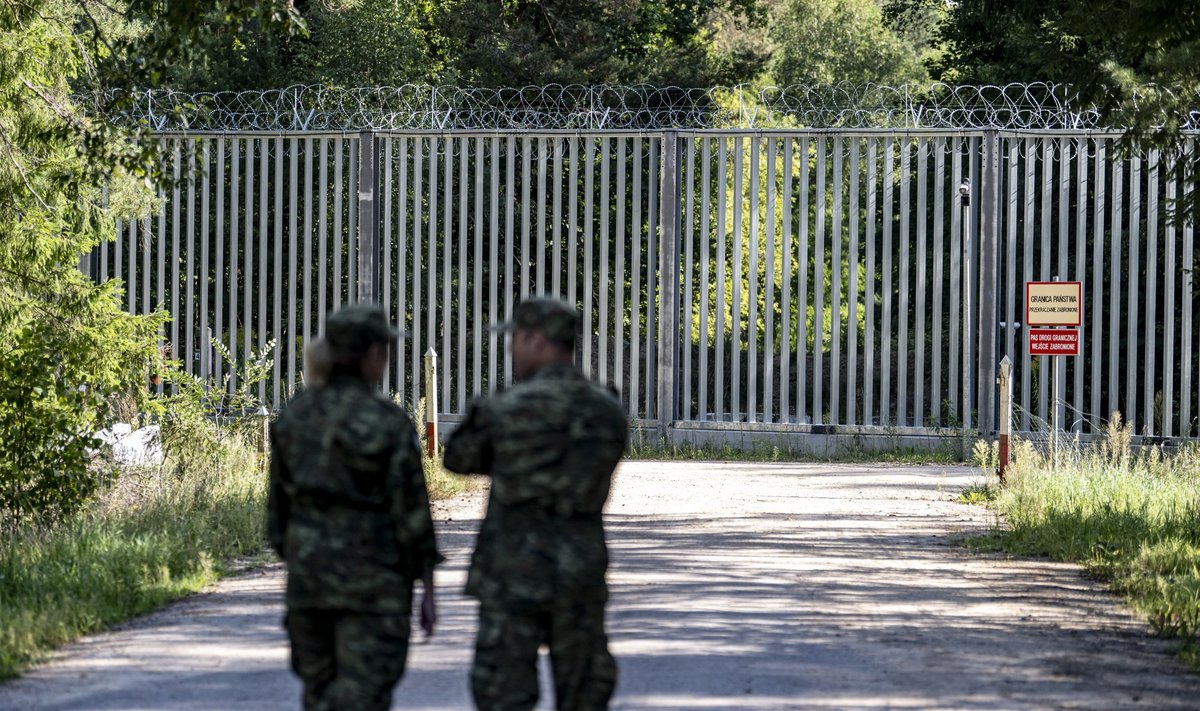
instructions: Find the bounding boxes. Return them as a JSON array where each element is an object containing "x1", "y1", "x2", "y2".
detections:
[
  {"x1": 286, "y1": 609, "x2": 411, "y2": 711},
  {"x1": 471, "y1": 596, "x2": 616, "y2": 711}
]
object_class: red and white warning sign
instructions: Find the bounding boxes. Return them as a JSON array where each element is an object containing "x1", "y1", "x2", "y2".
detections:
[{"x1": 1028, "y1": 328, "x2": 1080, "y2": 356}]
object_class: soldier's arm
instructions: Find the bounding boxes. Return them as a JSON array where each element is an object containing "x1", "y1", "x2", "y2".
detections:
[
  {"x1": 265, "y1": 426, "x2": 290, "y2": 559},
  {"x1": 442, "y1": 398, "x2": 494, "y2": 475},
  {"x1": 389, "y1": 421, "x2": 445, "y2": 582}
]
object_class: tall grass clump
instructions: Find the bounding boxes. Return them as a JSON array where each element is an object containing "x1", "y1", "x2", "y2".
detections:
[
  {"x1": 0, "y1": 348, "x2": 273, "y2": 680},
  {"x1": 978, "y1": 413, "x2": 1200, "y2": 666}
]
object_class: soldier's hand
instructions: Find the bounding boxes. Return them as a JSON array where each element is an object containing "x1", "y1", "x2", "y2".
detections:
[{"x1": 420, "y1": 585, "x2": 437, "y2": 638}]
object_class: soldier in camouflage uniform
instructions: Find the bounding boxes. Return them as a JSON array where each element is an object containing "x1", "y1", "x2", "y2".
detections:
[
  {"x1": 444, "y1": 298, "x2": 629, "y2": 711},
  {"x1": 268, "y1": 304, "x2": 444, "y2": 711}
]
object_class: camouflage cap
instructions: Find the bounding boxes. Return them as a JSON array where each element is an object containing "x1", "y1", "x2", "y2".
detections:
[
  {"x1": 324, "y1": 303, "x2": 403, "y2": 361},
  {"x1": 491, "y1": 298, "x2": 579, "y2": 346}
]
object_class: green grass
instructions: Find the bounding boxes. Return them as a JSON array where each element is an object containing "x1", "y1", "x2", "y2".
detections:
[
  {"x1": 627, "y1": 436, "x2": 961, "y2": 465},
  {"x1": 965, "y1": 428, "x2": 1200, "y2": 667},
  {"x1": 0, "y1": 433, "x2": 467, "y2": 681},
  {"x1": 0, "y1": 435, "x2": 267, "y2": 680}
]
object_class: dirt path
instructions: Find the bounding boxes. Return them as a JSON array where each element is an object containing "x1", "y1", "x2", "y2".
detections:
[{"x1": 2, "y1": 462, "x2": 1197, "y2": 710}]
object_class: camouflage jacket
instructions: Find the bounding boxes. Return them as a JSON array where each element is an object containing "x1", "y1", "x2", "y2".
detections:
[
  {"x1": 443, "y1": 362, "x2": 628, "y2": 607},
  {"x1": 267, "y1": 374, "x2": 443, "y2": 614}
]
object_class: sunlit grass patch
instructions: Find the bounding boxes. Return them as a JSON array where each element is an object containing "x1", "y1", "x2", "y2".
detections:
[{"x1": 967, "y1": 415, "x2": 1200, "y2": 668}]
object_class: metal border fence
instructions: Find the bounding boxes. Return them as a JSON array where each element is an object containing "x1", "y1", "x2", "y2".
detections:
[{"x1": 86, "y1": 86, "x2": 1200, "y2": 449}]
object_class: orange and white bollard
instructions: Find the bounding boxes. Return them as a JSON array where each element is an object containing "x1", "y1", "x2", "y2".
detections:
[
  {"x1": 997, "y1": 355, "x2": 1012, "y2": 483},
  {"x1": 423, "y1": 347, "x2": 438, "y2": 458}
]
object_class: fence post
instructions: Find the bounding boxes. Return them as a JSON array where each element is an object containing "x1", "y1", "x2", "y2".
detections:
[
  {"x1": 997, "y1": 355, "x2": 1011, "y2": 482},
  {"x1": 657, "y1": 131, "x2": 682, "y2": 441},
  {"x1": 357, "y1": 130, "x2": 378, "y2": 303},
  {"x1": 424, "y1": 347, "x2": 438, "y2": 457},
  {"x1": 976, "y1": 130, "x2": 1001, "y2": 436}
]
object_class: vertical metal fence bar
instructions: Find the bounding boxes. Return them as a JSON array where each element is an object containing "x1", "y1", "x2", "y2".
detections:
[
  {"x1": 1092, "y1": 140, "x2": 1106, "y2": 423},
  {"x1": 127, "y1": 210, "x2": 136, "y2": 312},
  {"x1": 950, "y1": 138, "x2": 962, "y2": 420},
  {"x1": 184, "y1": 142, "x2": 196, "y2": 376},
  {"x1": 1144, "y1": 150, "x2": 1159, "y2": 435},
  {"x1": 897, "y1": 139, "x2": 911, "y2": 425},
  {"x1": 656, "y1": 133, "x2": 678, "y2": 430},
  {"x1": 715, "y1": 138, "x2": 726, "y2": 418},
  {"x1": 1164, "y1": 155, "x2": 1177, "y2": 437},
  {"x1": 1019, "y1": 138, "x2": 1034, "y2": 429},
  {"x1": 457, "y1": 137, "x2": 468, "y2": 410},
  {"x1": 490, "y1": 136, "x2": 500, "y2": 392},
  {"x1": 731, "y1": 137, "x2": 743, "y2": 421},
  {"x1": 441, "y1": 138, "x2": 453, "y2": 401},
  {"x1": 348, "y1": 140, "x2": 358, "y2": 298},
  {"x1": 1038, "y1": 139, "x2": 1052, "y2": 425},
  {"x1": 381, "y1": 138, "x2": 393, "y2": 389},
  {"x1": 847, "y1": 139, "x2": 860, "y2": 425},
  {"x1": 584, "y1": 137, "x2": 596, "y2": 380},
  {"x1": 1004, "y1": 141, "x2": 1018, "y2": 395},
  {"x1": 814, "y1": 137, "x2": 826, "y2": 424},
  {"x1": 699, "y1": 138, "x2": 712, "y2": 420},
  {"x1": 157, "y1": 144, "x2": 167, "y2": 396},
  {"x1": 683, "y1": 137, "x2": 695, "y2": 418},
  {"x1": 616, "y1": 138, "x2": 627, "y2": 406},
  {"x1": 410, "y1": 137, "x2": 424, "y2": 408},
  {"x1": 1109, "y1": 151, "x2": 1123, "y2": 420},
  {"x1": 632, "y1": 140, "x2": 643, "y2": 419},
  {"x1": 259, "y1": 139, "x2": 269, "y2": 402},
  {"x1": 648, "y1": 138, "x2": 660, "y2": 421},
  {"x1": 748, "y1": 137, "x2": 760, "y2": 422},
  {"x1": 553, "y1": 138, "x2": 564, "y2": 298},
  {"x1": 317, "y1": 139, "x2": 328, "y2": 336},
  {"x1": 764, "y1": 138, "x2": 777, "y2": 424},
  {"x1": 505, "y1": 138, "x2": 516, "y2": 387},
  {"x1": 200, "y1": 141, "x2": 210, "y2": 381},
  {"x1": 215, "y1": 139, "x2": 225, "y2": 384},
  {"x1": 302, "y1": 138, "x2": 313, "y2": 376},
  {"x1": 1128, "y1": 155, "x2": 1141, "y2": 431},
  {"x1": 537, "y1": 138, "x2": 548, "y2": 295},
  {"x1": 287, "y1": 137, "x2": 298, "y2": 393},
  {"x1": 1182, "y1": 139, "x2": 1196, "y2": 436},
  {"x1": 430, "y1": 137, "x2": 441, "y2": 384},
  {"x1": 473, "y1": 137, "x2": 483, "y2": 399},
  {"x1": 114, "y1": 213, "x2": 122, "y2": 294},
  {"x1": 569, "y1": 138, "x2": 579, "y2": 312},
  {"x1": 863, "y1": 138, "x2": 875, "y2": 424},
  {"x1": 229, "y1": 140, "x2": 240, "y2": 392},
  {"x1": 915, "y1": 138, "x2": 928, "y2": 425},
  {"x1": 441, "y1": 136, "x2": 451, "y2": 398},
  {"x1": 333, "y1": 137, "x2": 344, "y2": 312},
  {"x1": 171, "y1": 140, "x2": 182, "y2": 388},
  {"x1": 932, "y1": 139, "x2": 945, "y2": 424},
  {"x1": 600, "y1": 138, "x2": 611, "y2": 385},
  {"x1": 1073, "y1": 138, "x2": 1087, "y2": 431},
  {"x1": 831, "y1": 137, "x2": 844, "y2": 424},
  {"x1": 1055, "y1": 137, "x2": 1069, "y2": 434},
  {"x1": 400, "y1": 136, "x2": 410, "y2": 391},
  {"x1": 521, "y1": 138, "x2": 532, "y2": 302},
  {"x1": 781, "y1": 138, "x2": 793, "y2": 421},
  {"x1": 880, "y1": 138, "x2": 893, "y2": 424},
  {"x1": 273, "y1": 138, "x2": 284, "y2": 405}
]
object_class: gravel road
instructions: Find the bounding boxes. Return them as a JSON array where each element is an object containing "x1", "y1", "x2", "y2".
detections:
[{"x1": 2, "y1": 461, "x2": 1197, "y2": 710}]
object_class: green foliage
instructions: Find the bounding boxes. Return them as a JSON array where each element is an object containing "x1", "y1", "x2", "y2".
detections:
[
  {"x1": 0, "y1": 1, "x2": 302, "y2": 523},
  {"x1": 769, "y1": 0, "x2": 928, "y2": 86},
  {"x1": 0, "y1": 423, "x2": 266, "y2": 679},
  {"x1": 158, "y1": 339, "x2": 276, "y2": 478},
  {"x1": 902, "y1": 0, "x2": 1200, "y2": 224},
  {"x1": 973, "y1": 424, "x2": 1200, "y2": 666},
  {"x1": 441, "y1": 0, "x2": 766, "y2": 86},
  {"x1": 285, "y1": 0, "x2": 446, "y2": 86}
]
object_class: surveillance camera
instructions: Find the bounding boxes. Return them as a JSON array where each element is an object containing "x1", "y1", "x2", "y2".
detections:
[{"x1": 958, "y1": 181, "x2": 970, "y2": 197}]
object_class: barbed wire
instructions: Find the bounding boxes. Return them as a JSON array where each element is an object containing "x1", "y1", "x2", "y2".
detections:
[{"x1": 80, "y1": 82, "x2": 1198, "y2": 133}]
